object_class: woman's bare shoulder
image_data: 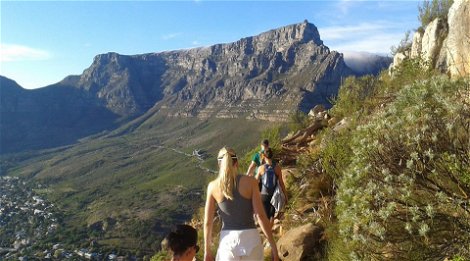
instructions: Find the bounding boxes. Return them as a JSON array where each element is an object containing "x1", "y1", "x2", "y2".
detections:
[
  {"x1": 207, "y1": 179, "x2": 219, "y2": 192},
  {"x1": 240, "y1": 175, "x2": 257, "y2": 186}
]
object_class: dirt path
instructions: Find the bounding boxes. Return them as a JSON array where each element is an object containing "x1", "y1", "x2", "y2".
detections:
[{"x1": 153, "y1": 145, "x2": 217, "y2": 174}]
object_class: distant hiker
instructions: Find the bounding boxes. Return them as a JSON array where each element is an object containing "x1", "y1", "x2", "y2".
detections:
[
  {"x1": 246, "y1": 139, "x2": 270, "y2": 176},
  {"x1": 256, "y1": 148, "x2": 288, "y2": 227},
  {"x1": 166, "y1": 224, "x2": 199, "y2": 261},
  {"x1": 204, "y1": 147, "x2": 279, "y2": 261}
]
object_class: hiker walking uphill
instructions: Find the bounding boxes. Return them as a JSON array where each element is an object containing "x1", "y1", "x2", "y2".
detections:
[
  {"x1": 204, "y1": 147, "x2": 279, "y2": 261},
  {"x1": 246, "y1": 139, "x2": 270, "y2": 176},
  {"x1": 256, "y1": 148, "x2": 288, "y2": 227}
]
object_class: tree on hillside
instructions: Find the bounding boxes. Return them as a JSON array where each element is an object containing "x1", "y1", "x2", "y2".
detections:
[
  {"x1": 418, "y1": 0, "x2": 454, "y2": 28},
  {"x1": 390, "y1": 31, "x2": 413, "y2": 56}
]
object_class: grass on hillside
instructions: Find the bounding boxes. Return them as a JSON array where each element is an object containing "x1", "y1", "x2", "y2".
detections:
[{"x1": 1, "y1": 115, "x2": 277, "y2": 257}]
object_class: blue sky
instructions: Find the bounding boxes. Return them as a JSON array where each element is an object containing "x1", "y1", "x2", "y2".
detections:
[{"x1": 1, "y1": 1, "x2": 420, "y2": 89}]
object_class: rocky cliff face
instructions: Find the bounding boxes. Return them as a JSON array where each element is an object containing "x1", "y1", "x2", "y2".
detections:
[
  {"x1": 2, "y1": 21, "x2": 363, "y2": 154},
  {"x1": 445, "y1": 0, "x2": 470, "y2": 77},
  {"x1": 390, "y1": 0, "x2": 470, "y2": 77},
  {"x1": 69, "y1": 21, "x2": 352, "y2": 121}
]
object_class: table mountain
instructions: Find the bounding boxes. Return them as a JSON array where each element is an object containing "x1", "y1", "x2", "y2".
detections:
[
  {"x1": 2, "y1": 20, "x2": 387, "y2": 154},
  {"x1": 64, "y1": 20, "x2": 352, "y2": 121}
]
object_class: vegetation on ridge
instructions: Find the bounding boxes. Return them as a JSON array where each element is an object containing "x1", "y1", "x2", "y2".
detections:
[{"x1": 292, "y1": 56, "x2": 470, "y2": 260}]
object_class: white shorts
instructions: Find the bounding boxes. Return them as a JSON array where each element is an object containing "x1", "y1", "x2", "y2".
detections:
[{"x1": 216, "y1": 229, "x2": 263, "y2": 261}]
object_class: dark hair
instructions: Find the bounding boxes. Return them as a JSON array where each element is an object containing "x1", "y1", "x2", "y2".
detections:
[
  {"x1": 264, "y1": 148, "x2": 273, "y2": 160},
  {"x1": 166, "y1": 224, "x2": 198, "y2": 256},
  {"x1": 262, "y1": 139, "x2": 269, "y2": 146}
]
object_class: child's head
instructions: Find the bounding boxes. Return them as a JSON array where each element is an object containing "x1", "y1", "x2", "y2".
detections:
[{"x1": 166, "y1": 224, "x2": 199, "y2": 260}]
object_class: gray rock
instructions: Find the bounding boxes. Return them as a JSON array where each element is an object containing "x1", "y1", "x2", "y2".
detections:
[
  {"x1": 445, "y1": 0, "x2": 470, "y2": 77},
  {"x1": 277, "y1": 223, "x2": 323, "y2": 261},
  {"x1": 410, "y1": 31, "x2": 423, "y2": 58},
  {"x1": 1, "y1": 21, "x2": 353, "y2": 153},
  {"x1": 421, "y1": 18, "x2": 447, "y2": 67},
  {"x1": 68, "y1": 20, "x2": 352, "y2": 120}
]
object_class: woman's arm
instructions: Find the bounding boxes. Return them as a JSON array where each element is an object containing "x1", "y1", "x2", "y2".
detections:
[
  {"x1": 251, "y1": 179, "x2": 279, "y2": 261},
  {"x1": 255, "y1": 165, "x2": 264, "y2": 181},
  {"x1": 246, "y1": 161, "x2": 256, "y2": 176},
  {"x1": 204, "y1": 182, "x2": 216, "y2": 261},
  {"x1": 275, "y1": 166, "x2": 288, "y2": 201}
]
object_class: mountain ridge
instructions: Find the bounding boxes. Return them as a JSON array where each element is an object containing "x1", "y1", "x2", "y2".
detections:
[{"x1": 1, "y1": 20, "x2": 391, "y2": 154}]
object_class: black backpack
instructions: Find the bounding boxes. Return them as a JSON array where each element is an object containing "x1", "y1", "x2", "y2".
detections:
[{"x1": 261, "y1": 163, "x2": 277, "y2": 195}]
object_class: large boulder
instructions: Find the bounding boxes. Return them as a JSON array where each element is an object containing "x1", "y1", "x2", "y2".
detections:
[
  {"x1": 389, "y1": 52, "x2": 407, "y2": 74},
  {"x1": 445, "y1": 0, "x2": 470, "y2": 77},
  {"x1": 390, "y1": 0, "x2": 470, "y2": 77},
  {"x1": 277, "y1": 223, "x2": 323, "y2": 261},
  {"x1": 421, "y1": 18, "x2": 447, "y2": 66},
  {"x1": 410, "y1": 31, "x2": 423, "y2": 58}
]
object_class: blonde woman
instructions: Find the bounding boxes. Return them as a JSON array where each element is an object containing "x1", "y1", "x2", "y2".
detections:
[{"x1": 204, "y1": 147, "x2": 279, "y2": 261}]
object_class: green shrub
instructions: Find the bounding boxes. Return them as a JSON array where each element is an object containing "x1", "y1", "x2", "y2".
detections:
[
  {"x1": 418, "y1": 0, "x2": 454, "y2": 28},
  {"x1": 150, "y1": 250, "x2": 169, "y2": 261},
  {"x1": 317, "y1": 128, "x2": 355, "y2": 181},
  {"x1": 390, "y1": 31, "x2": 413, "y2": 56},
  {"x1": 333, "y1": 76, "x2": 470, "y2": 259},
  {"x1": 288, "y1": 111, "x2": 310, "y2": 132},
  {"x1": 330, "y1": 75, "x2": 380, "y2": 119}
]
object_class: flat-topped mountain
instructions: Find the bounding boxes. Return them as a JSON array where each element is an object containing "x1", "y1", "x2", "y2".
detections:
[
  {"x1": 65, "y1": 21, "x2": 350, "y2": 120},
  {"x1": 1, "y1": 21, "x2": 390, "y2": 154}
]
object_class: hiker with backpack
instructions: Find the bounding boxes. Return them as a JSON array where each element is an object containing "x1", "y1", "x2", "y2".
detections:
[
  {"x1": 204, "y1": 147, "x2": 279, "y2": 261},
  {"x1": 255, "y1": 148, "x2": 288, "y2": 227}
]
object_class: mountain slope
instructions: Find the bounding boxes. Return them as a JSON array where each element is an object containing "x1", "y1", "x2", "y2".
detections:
[
  {"x1": 2, "y1": 21, "x2": 355, "y2": 154},
  {"x1": 0, "y1": 76, "x2": 119, "y2": 154}
]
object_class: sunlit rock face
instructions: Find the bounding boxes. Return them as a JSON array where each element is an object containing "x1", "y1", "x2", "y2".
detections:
[
  {"x1": 70, "y1": 21, "x2": 352, "y2": 120},
  {"x1": 445, "y1": 0, "x2": 470, "y2": 78},
  {"x1": 390, "y1": 0, "x2": 470, "y2": 78}
]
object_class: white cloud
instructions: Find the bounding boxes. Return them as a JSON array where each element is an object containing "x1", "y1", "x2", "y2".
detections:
[
  {"x1": 336, "y1": 0, "x2": 354, "y2": 15},
  {"x1": 0, "y1": 43, "x2": 51, "y2": 62},
  {"x1": 330, "y1": 33, "x2": 403, "y2": 54},
  {"x1": 161, "y1": 33, "x2": 182, "y2": 40},
  {"x1": 336, "y1": 0, "x2": 367, "y2": 15},
  {"x1": 320, "y1": 22, "x2": 395, "y2": 40},
  {"x1": 191, "y1": 41, "x2": 200, "y2": 46},
  {"x1": 320, "y1": 22, "x2": 406, "y2": 54}
]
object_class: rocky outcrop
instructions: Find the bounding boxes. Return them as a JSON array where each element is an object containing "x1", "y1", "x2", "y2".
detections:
[
  {"x1": 445, "y1": 0, "x2": 470, "y2": 77},
  {"x1": 390, "y1": 0, "x2": 470, "y2": 77},
  {"x1": 410, "y1": 31, "x2": 423, "y2": 58},
  {"x1": 1, "y1": 21, "x2": 356, "y2": 154},
  {"x1": 67, "y1": 20, "x2": 352, "y2": 120},
  {"x1": 277, "y1": 223, "x2": 324, "y2": 261},
  {"x1": 421, "y1": 18, "x2": 447, "y2": 67}
]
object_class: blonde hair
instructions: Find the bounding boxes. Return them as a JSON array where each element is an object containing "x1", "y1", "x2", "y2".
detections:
[{"x1": 217, "y1": 147, "x2": 238, "y2": 200}]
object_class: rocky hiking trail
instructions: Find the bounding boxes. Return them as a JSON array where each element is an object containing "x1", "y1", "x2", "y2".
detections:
[
  {"x1": 269, "y1": 105, "x2": 339, "y2": 261},
  {"x1": 185, "y1": 105, "x2": 340, "y2": 261},
  {"x1": 144, "y1": 145, "x2": 218, "y2": 175}
]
